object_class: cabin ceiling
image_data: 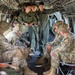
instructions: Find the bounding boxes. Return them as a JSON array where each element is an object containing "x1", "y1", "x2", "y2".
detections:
[
  {"x1": 0, "y1": 0, "x2": 75, "y2": 14},
  {"x1": 0, "y1": 0, "x2": 62, "y2": 10}
]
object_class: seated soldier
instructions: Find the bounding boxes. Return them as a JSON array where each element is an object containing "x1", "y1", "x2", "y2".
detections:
[
  {"x1": 35, "y1": 21, "x2": 66, "y2": 65},
  {"x1": 47, "y1": 26, "x2": 74, "y2": 75},
  {"x1": 43, "y1": 21, "x2": 69, "y2": 75},
  {"x1": 0, "y1": 21, "x2": 37, "y2": 75}
]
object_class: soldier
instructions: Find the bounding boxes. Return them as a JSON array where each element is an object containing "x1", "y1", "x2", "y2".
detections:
[
  {"x1": 18, "y1": 3, "x2": 33, "y2": 34},
  {"x1": 44, "y1": 21, "x2": 68, "y2": 75},
  {"x1": 0, "y1": 21, "x2": 37, "y2": 75},
  {"x1": 43, "y1": 21, "x2": 69, "y2": 75},
  {"x1": 47, "y1": 26, "x2": 74, "y2": 75},
  {"x1": 46, "y1": 21, "x2": 68, "y2": 49},
  {"x1": 18, "y1": 3, "x2": 38, "y2": 52},
  {"x1": 35, "y1": 21, "x2": 66, "y2": 65},
  {"x1": 38, "y1": 2, "x2": 49, "y2": 46}
]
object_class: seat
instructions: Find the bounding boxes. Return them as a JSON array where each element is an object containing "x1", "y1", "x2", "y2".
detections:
[{"x1": 57, "y1": 62, "x2": 75, "y2": 75}]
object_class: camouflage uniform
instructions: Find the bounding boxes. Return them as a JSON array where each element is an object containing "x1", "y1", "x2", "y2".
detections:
[
  {"x1": 50, "y1": 27, "x2": 75, "y2": 69},
  {"x1": 0, "y1": 21, "x2": 37, "y2": 75},
  {"x1": 46, "y1": 21, "x2": 68, "y2": 48},
  {"x1": 46, "y1": 26, "x2": 75, "y2": 75},
  {"x1": 0, "y1": 21, "x2": 27, "y2": 67},
  {"x1": 0, "y1": 35, "x2": 37, "y2": 75},
  {"x1": 0, "y1": 34, "x2": 22, "y2": 63},
  {"x1": 35, "y1": 21, "x2": 64, "y2": 65},
  {"x1": 44, "y1": 21, "x2": 66, "y2": 58},
  {"x1": 43, "y1": 21, "x2": 69, "y2": 75}
]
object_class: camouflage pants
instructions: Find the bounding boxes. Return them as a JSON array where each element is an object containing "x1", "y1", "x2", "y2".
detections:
[
  {"x1": 1, "y1": 49, "x2": 27, "y2": 68},
  {"x1": 0, "y1": 41, "x2": 27, "y2": 68},
  {"x1": 0, "y1": 40, "x2": 17, "y2": 61},
  {"x1": 12, "y1": 49, "x2": 27, "y2": 68},
  {"x1": 2, "y1": 50, "x2": 16, "y2": 62},
  {"x1": 50, "y1": 50, "x2": 75, "y2": 69},
  {"x1": 0, "y1": 41, "x2": 17, "y2": 62}
]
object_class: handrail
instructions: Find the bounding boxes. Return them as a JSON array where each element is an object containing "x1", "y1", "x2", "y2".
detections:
[{"x1": 60, "y1": 62, "x2": 75, "y2": 66}]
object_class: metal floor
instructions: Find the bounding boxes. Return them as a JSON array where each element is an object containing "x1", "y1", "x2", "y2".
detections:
[{"x1": 27, "y1": 53, "x2": 50, "y2": 75}]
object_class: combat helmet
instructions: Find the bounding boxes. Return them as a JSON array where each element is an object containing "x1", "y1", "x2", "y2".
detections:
[
  {"x1": 52, "y1": 21, "x2": 68, "y2": 33},
  {"x1": 58, "y1": 25, "x2": 69, "y2": 33},
  {"x1": 52, "y1": 21, "x2": 65, "y2": 29}
]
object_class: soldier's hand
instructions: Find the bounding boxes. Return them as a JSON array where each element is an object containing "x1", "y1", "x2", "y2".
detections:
[
  {"x1": 24, "y1": 22, "x2": 29, "y2": 26},
  {"x1": 46, "y1": 45, "x2": 51, "y2": 51},
  {"x1": 9, "y1": 65, "x2": 19, "y2": 71},
  {"x1": 35, "y1": 24, "x2": 39, "y2": 27}
]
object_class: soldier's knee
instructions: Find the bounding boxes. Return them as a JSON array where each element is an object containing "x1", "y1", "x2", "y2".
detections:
[{"x1": 14, "y1": 49, "x2": 23, "y2": 58}]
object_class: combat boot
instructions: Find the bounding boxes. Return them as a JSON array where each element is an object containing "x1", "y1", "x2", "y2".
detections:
[
  {"x1": 43, "y1": 59, "x2": 51, "y2": 75},
  {"x1": 47, "y1": 68, "x2": 56, "y2": 75},
  {"x1": 23, "y1": 66, "x2": 37, "y2": 75},
  {"x1": 34, "y1": 56, "x2": 46, "y2": 65},
  {"x1": 43, "y1": 63, "x2": 51, "y2": 75}
]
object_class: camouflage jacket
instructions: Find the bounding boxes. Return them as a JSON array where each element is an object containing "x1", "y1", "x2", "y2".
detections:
[
  {"x1": 53, "y1": 33, "x2": 74, "y2": 52},
  {"x1": 0, "y1": 34, "x2": 18, "y2": 51},
  {"x1": 47, "y1": 33, "x2": 63, "y2": 49}
]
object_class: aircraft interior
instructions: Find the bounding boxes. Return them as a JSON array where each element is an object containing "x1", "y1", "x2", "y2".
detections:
[{"x1": 0, "y1": 0, "x2": 75, "y2": 75}]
